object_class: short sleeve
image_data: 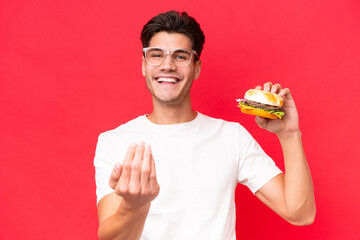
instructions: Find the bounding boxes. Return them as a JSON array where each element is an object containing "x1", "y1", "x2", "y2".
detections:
[
  {"x1": 94, "y1": 133, "x2": 115, "y2": 204},
  {"x1": 236, "y1": 125, "x2": 282, "y2": 194}
]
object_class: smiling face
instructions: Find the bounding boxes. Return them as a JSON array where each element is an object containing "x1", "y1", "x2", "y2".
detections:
[{"x1": 142, "y1": 31, "x2": 201, "y2": 107}]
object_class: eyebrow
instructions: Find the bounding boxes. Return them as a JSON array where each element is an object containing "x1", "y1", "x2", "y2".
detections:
[
  {"x1": 150, "y1": 47, "x2": 191, "y2": 53},
  {"x1": 173, "y1": 49, "x2": 191, "y2": 54}
]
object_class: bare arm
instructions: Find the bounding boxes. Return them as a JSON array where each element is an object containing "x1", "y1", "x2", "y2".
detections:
[
  {"x1": 254, "y1": 83, "x2": 316, "y2": 225},
  {"x1": 97, "y1": 143, "x2": 160, "y2": 240}
]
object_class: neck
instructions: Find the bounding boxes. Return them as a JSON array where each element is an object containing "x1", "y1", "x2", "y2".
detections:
[{"x1": 147, "y1": 97, "x2": 197, "y2": 125}]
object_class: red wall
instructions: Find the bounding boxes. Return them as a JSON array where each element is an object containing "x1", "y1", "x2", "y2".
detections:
[{"x1": 1, "y1": 0, "x2": 359, "y2": 239}]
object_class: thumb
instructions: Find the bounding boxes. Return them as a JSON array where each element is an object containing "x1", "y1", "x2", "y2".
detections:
[
  {"x1": 255, "y1": 116, "x2": 268, "y2": 129},
  {"x1": 109, "y1": 162, "x2": 122, "y2": 189}
]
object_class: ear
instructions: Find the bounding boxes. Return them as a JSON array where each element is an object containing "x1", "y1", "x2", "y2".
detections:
[
  {"x1": 142, "y1": 56, "x2": 146, "y2": 77},
  {"x1": 194, "y1": 60, "x2": 202, "y2": 79}
]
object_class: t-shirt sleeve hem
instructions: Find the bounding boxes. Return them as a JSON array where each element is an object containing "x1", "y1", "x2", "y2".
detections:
[
  {"x1": 96, "y1": 189, "x2": 115, "y2": 205},
  {"x1": 248, "y1": 168, "x2": 283, "y2": 195}
]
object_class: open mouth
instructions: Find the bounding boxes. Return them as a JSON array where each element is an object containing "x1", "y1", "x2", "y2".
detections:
[{"x1": 155, "y1": 77, "x2": 180, "y2": 84}]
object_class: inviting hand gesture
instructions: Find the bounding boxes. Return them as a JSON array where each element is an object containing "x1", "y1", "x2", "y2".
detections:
[{"x1": 108, "y1": 142, "x2": 160, "y2": 210}]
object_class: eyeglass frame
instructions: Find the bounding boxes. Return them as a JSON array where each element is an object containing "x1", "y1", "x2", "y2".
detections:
[{"x1": 142, "y1": 47, "x2": 200, "y2": 66}]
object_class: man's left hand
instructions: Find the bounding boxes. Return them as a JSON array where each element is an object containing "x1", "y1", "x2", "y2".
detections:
[{"x1": 254, "y1": 82, "x2": 300, "y2": 136}]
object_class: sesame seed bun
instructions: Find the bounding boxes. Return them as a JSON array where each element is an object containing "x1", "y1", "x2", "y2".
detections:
[{"x1": 244, "y1": 89, "x2": 283, "y2": 107}]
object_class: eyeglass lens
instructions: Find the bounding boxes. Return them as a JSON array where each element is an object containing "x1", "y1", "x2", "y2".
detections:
[{"x1": 145, "y1": 48, "x2": 192, "y2": 66}]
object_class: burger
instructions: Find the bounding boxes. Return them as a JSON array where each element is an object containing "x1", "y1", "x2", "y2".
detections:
[{"x1": 236, "y1": 89, "x2": 285, "y2": 119}]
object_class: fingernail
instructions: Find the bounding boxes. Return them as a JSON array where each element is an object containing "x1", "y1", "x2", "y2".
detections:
[
  {"x1": 115, "y1": 162, "x2": 121, "y2": 172},
  {"x1": 130, "y1": 143, "x2": 136, "y2": 148}
]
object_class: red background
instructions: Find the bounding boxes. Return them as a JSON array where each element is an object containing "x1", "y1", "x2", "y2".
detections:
[{"x1": 1, "y1": 0, "x2": 359, "y2": 239}]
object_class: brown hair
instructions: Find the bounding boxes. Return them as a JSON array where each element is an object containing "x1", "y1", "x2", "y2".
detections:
[{"x1": 141, "y1": 10, "x2": 205, "y2": 60}]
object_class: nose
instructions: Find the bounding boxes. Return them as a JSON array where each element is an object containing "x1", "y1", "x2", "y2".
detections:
[{"x1": 160, "y1": 51, "x2": 176, "y2": 71}]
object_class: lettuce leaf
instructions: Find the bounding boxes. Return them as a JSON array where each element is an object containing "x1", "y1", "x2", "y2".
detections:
[{"x1": 237, "y1": 101, "x2": 284, "y2": 119}]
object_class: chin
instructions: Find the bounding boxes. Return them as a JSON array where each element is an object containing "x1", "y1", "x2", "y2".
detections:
[{"x1": 153, "y1": 92, "x2": 190, "y2": 105}]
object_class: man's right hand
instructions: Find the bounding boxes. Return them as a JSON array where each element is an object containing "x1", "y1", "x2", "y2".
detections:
[
  {"x1": 97, "y1": 142, "x2": 159, "y2": 240},
  {"x1": 109, "y1": 142, "x2": 160, "y2": 210}
]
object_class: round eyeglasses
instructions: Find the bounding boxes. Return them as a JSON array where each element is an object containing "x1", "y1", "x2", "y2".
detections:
[{"x1": 143, "y1": 47, "x2": 200, "y2": 67}]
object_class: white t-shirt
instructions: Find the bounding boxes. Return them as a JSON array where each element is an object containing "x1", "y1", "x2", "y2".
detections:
[{"x1": 94, "y1": 113, "x2": 282, "y2": 240}]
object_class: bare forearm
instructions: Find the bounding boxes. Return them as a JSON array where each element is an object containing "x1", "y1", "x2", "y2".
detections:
[
  {"x1": 278, "y1": 131, "x2": 316, "y2": 225},
  {"x1": 98, "y1": 203, "x2": 150, "y2": 240}
]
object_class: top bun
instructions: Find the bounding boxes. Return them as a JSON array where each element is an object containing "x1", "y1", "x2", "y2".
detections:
[{"x1": 244, "y1": 89, "x2": 283, "y2": 107}]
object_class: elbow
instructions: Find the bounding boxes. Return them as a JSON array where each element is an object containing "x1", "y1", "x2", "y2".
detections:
[
  {"x1": 284, "y1": 195, "x2": 317, "y2": 226},
  {"x1": 286, "y1": 207, "x2": 316, "y2": 226},
  {"x1": 289, "y1": 214, "x2": 315, "y2": 226}
]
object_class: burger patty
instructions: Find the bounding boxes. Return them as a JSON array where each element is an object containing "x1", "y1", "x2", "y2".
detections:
[{"x1": 245, "y1": 100, "x2": 284, "y2": 111}]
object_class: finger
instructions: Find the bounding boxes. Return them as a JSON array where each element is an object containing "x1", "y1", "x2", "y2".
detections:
[
  {"x1": 279, "y1": 88, "x2": 295, "y2": 108},
  {"x1": 149, "y1": 155, "x2": 159, "y2": 190},
  {"x1": 263, "y1": 82, "x2": 272, "y2": 92},
  {"x1": 118, "y1": 143, "x2": 136, "y2": 191},
  {"x1": 122, "y1": 143, "x2": 136, "y2": 166},
  {"x1": 109, "y1": 162, "x2": 122, "y2": 189},
  {"x1": 141, "y1": 144, "x2": 152, "y2": 189},
  {"x1": 128, "y1": 142, "x2": 145, "y2": 192},
  {"x1": 255, "y1": 85, "x2": 262, "y2": 90},
  {"x1": 255, "y1": 116, "x2": 268, "y2": 129},
  {"x1": 279, "y1": 88, "x2": 290, "y2": 98},
  {"x1": 271, "y1": 83, "x2": 281, "y2": 94}
]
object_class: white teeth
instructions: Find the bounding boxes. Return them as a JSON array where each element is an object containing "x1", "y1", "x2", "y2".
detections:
[{"x1": 157, "y1": 78, "x2": 178, "y2": 83}]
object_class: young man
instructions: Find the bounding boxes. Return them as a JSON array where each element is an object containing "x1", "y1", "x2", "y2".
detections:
[{"x1": 94, "y1": 11, "x2": 316, "y2": 240}]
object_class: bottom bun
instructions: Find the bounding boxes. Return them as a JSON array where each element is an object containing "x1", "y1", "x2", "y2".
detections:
[{"x1": 240, "y1": 107, "x2": 278, "y2": 119}]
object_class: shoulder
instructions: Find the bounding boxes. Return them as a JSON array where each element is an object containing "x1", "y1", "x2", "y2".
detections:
[
  {"x1": 96, "y1": 115, "x2": 147, "y2": 148},
  {"x1": 99, "y1": 115, "x2": 145, "y2": 137},
  {"x1": 199, "y1": 113, "x2": 244, "y2": 130},
  {"x1": 198, "y1": 113, "x2": 254, "y2": 140}
]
